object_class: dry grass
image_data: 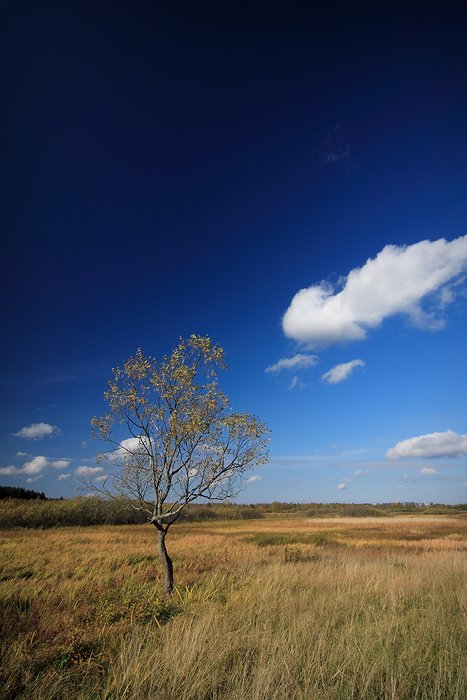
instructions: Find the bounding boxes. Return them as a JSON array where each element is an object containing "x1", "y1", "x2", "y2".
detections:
[{"x1": 1, "y1": 516, "x2": 466, "y2": 699}]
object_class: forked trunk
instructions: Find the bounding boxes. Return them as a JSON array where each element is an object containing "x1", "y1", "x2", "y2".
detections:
[{"x1": 158, "y1": 529, "x2": 174, "y2": 595}]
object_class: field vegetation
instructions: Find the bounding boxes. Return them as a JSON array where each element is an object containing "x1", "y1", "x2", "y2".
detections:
[
  {"x1": 1, "y1": 514, "x2": 466, "y2": 699},
  {"x1": 0, "y1": 496, "x2": 465, "y2": 529}
]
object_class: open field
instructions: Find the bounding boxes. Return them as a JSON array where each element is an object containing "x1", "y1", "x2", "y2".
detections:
[{"x1": 1, "y1": 516, "x2": 466, "y2": 699}]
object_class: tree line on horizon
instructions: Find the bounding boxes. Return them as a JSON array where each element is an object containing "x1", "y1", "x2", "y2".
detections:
[{"x1": 0, "y1": 493, "x2": 465, "y2": 530}]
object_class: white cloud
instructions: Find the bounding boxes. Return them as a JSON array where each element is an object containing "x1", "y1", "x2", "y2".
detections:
[
  {"x1": 0, "y1": 456, "x2": 49, "y2": 476},
  {"x1": 354, "y1": 469, "x2": 365, "y2": 477},
  {"x1": 0, "y1": 465, "x2": 19, "y2": 475},
  {"x1": 283, "y1": 235, "x2": 467, "y2": 347},
  {"x1": 337, "y1": 482, "x2": 347, "y2": 489},
  {"x1": 0, "y1": 455, "x2": 67, "y2": 477},
  {"x1": 15, "y1": 451, "x2": 30, "y2": 457},
  {"x1": 387, "y1": 430, "x2": 467, "y2": 459},
  {"x1": 266, "y1": 354, "x2": 318, "y2": 373},
  {"x1": 290, "y1": 376, "x2": 299, "y2": 390},
  {"x1": 26, "y1": 475, "x2": 43, "y2": 483},
  {"x1": 420, "y1": 467, "x2": 437, "y2": 476},
  {"x1": 22, "y1": 456, "x2": 48, "y2": 474},
  {"x1": 103, "y1": 436, "x2": 149, "y2": 463},
  {"x1": 13, "y1": 423, "x2": 59, "y2": 439},
  {"x1": 246, "y1": 475, "x2": 262, "y2": 485},
  {"x1": 50, "y1": 460, "x2": 70, "y2": 469},
  {"x1": 94, "y1": 475, "x2": 107, "y2": 482},
  {"x1": 322, "y1": 359, "x2": 365, "y2": 384},
  {"x1": 58, "y1": 473, "x2": 71, "y2": 480},
  {"x1": 74, "y1": 466, "x2": 104, "y2": 476}
]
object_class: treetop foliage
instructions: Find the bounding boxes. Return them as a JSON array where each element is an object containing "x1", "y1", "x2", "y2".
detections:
[
  {"x1": 90, "y1": 336, "x2": 269, "y2": 526},
  {"x1": 0, "y1": 485, "x2": 46, "y2": 501}
]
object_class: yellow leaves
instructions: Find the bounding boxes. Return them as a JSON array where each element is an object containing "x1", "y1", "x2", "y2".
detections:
[{"x1": 91, "y1": 336, "x2": 269, "y2": 497}]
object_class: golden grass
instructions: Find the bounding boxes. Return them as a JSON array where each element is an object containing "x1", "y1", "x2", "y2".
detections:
[{"x1": 1, "y1": 516, "x2": 466, "y2": 699}]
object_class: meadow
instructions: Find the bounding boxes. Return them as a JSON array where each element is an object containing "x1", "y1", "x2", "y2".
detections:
[{"x1": 1, "y1": 514, "x2": 466, "y2": 699}]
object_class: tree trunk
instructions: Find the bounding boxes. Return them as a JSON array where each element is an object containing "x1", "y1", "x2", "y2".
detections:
[{"x1": 158, "y1": 529, "x2": 174, "y2": 595}]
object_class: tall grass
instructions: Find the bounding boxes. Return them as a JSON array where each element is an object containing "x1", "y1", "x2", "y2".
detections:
[{"x1": 1, "y1": 517, "x2": 466, "y2": 699}]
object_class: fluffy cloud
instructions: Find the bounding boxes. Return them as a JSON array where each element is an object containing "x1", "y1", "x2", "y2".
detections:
[
  {"x1": 0, "y1": 465, "x2": 18, "y2": 475},
  {"x1": 58, "y1": 473, "x2": 71, "y2": 480},
  {"x1": 246, "y1": 475, "x2": 262, "y2": 485},
  {"x1": 265, "y1": 354, "x2": 318, "y2": 373},
  {"x1": 13, "y1": 423, "x2": 59, "y2": 439},
  {"x1": 420, "y1": 467, "x2": 437, "y2": 476},
  {"x1": 50, "y1": 460, "x2": 70, "y2": 469},
  {"x1": 102, "y1": 437, "x2": 148, "y2": 463},
  {"x1": 283, "y1": 235, "x2": 467, "y2": 347},
  {"x1": 387, "y1": 430, "x2": 467, "y2": 459},
  {"x1": 22, "y1": 456, "x2": 49, "y2": 474},
  {"x1": 0, "y1": 455, "x2": 49, "y2": 476},
  {"x1": 337, "y1": 482, "x2": 347, "y2": 489},
  {"x1": 322, "y1": 359, "x2": 365, "y2": 384},
  {"x1": 74, "y1": 466, "x2": 104, "y2": 476}
]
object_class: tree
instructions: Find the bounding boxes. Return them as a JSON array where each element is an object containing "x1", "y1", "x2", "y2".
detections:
[{"x1": 90, "y1": 335, "x2": 269, "y2": 594}]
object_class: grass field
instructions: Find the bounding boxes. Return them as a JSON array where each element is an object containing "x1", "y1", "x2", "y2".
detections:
[{"x1": 1, "y1": 516, "x2": 466, "y2": 699}]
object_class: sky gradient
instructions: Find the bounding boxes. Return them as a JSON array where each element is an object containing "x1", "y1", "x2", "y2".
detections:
[{"x1": 1, "y1": 2, "x2": 466, "y2": 503}]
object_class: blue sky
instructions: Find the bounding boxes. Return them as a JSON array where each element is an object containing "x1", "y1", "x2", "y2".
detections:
[{"x1": 1, "y1": 2, "x2": 466, "y2": 503}]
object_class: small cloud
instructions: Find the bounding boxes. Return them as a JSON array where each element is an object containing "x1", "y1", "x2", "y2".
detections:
[
  {"x1": 13, "y1": 423, "x2": 59, "y2": 439},
  {"x1": 81, "y1": 441, "x2": 88, "y2": 449},
  {"x1": 22, "y1": 456, "x2": 48, "y2": 474},
  {"x1": 419, "y1": 467, "x2": 437, "y2": 476},
  {"x1": 387, "y1": 429, "x2": 467, "y2": 459},
  {"x1": 337, "y1": 482, "x2": 347, "y2": 490},
  {"x1": 15, "y1": 451, "x2": 30, "y2": 457},
  {"x1": 58, "y1": 473, "x2": 71, "y2": 480},
  {"x1": 0, "y1": 465, "x2": 19, "y2": 475},
  {"x1": 102, "y1": 437, "x2": 145, "y2": 463},
  {"x1": 320, "y1": 124, "x2": 351, "y2": 166},
  {"x1": 322, "y1": 359, "x2": 365, "y2": 384},
  {"x1": 266, "y1": 354, "x2": 319, "y2": 374},
  {"x1": 290, "y1": 375, "x2": 299, "y2": 390},
  {"x1": 354, "y1": 469, "x2": 365, "y2": 477},
  {"x1": 74, "y1": 466, "x2": 104, "y2": 476},
  {"x1": 94, "y1": 475, "x2": 107, "y2": 482},
  {"x1": 246, "y1": 475, "x2": 262, "y2": 485},
  {"x1": 323, "y1": 146, "x2": 350, "y2": 164},
  {"x1": 26, "y1": 475, "x2": 43, "y2": 483},
  {"x1": 50, "y1": 460, "x2": 70, "y2": 469}
]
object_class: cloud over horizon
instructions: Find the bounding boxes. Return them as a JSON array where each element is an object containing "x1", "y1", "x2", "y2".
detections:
[
  {"x1": 282, "y1": 235, "x2": 467, "y2": 347},
  {"x1": 0, "y1": 455, "x2": 49, "y2": 476},
  {"x1": 322, "y1": 359, "x2": 365, "y2": 384},
  {"x1": 13, "y1": 423, "x2": 59, "y2": 439},
  {"x1": 246, "y1": 475, "x2": 262, "y2": 485},
  {"x1": 0, "y1": 455, "x2": 71, "y2": 477},
  {"x1": 387, "y1": 430, "x2": 467, "y2": 459}
]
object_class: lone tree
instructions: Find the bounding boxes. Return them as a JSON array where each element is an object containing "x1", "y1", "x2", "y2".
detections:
[{"x1": 91, "y1": 335, "x2": 269, "y2": 594}]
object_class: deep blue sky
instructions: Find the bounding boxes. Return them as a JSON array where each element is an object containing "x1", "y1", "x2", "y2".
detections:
[{"x1": 1, "y1": 2, "x2": 466, "y2": 502}]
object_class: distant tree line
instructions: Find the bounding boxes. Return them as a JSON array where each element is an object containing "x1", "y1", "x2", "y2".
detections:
[
  {"x1": 0, "y1": 485, "x2": 46, "y2": 500},
  {"x1": 0, "y1": 494, "x2": 464, "y2": 529}
]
